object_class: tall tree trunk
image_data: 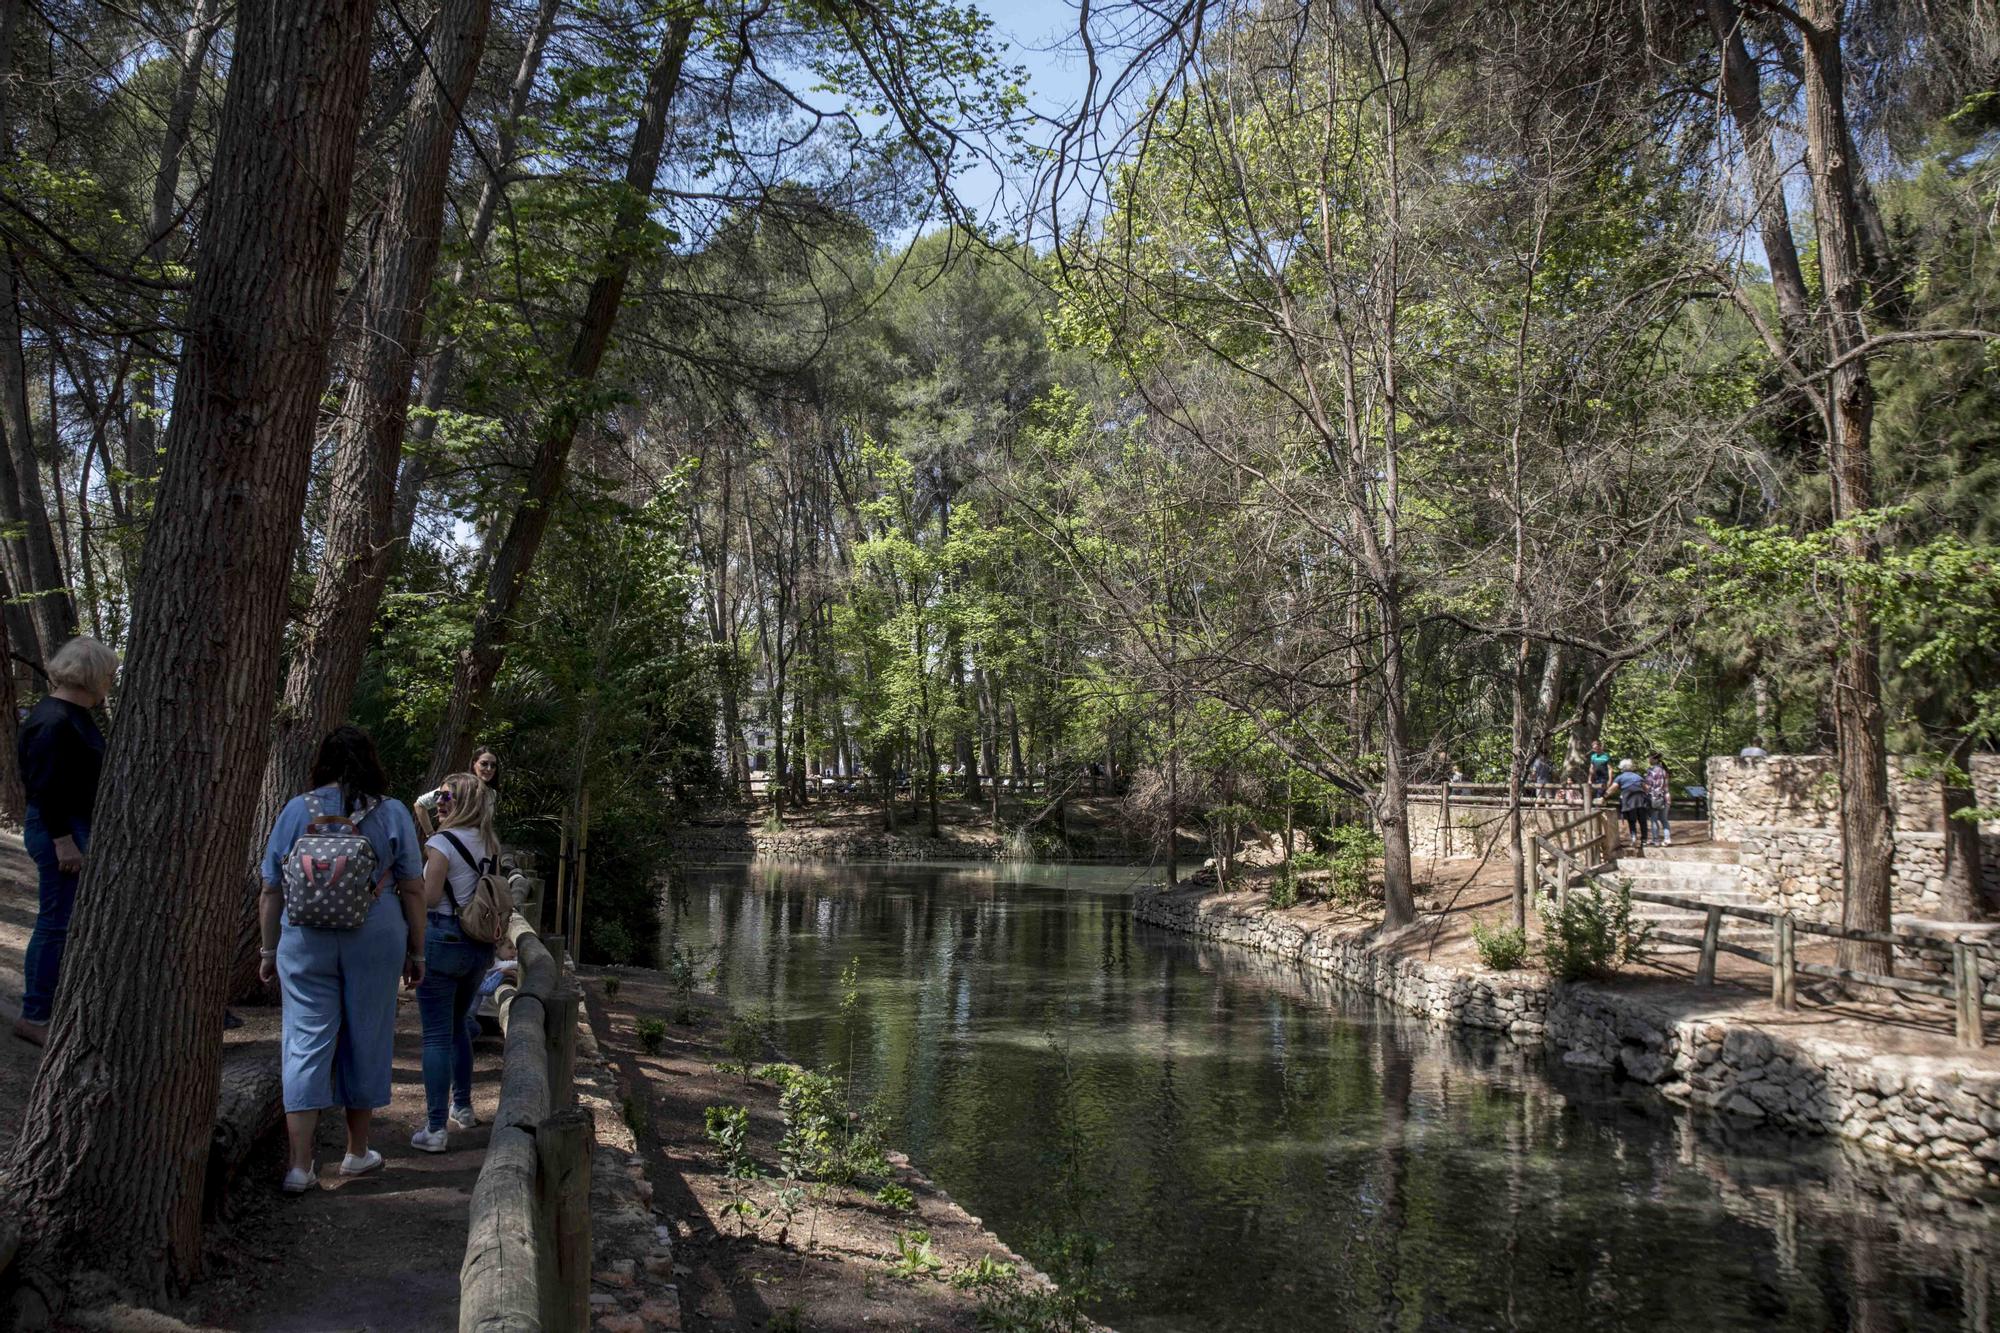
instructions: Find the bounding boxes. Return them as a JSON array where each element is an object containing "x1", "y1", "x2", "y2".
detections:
[
  {"x1": 388, "y1": 0, "x2": 561, "y2": 554},
  {"x1": 256, "y1": 0, "x2": 493, "y2": 811},
  {"x1": 2, "y1": 0, "x2": 377, "y2": 1301},
  {"x1": 0, "y1": 563, "x2": 24, "y2": 822},
  {"x1": 1708, "y1": 0, "x2": 1814, "y2": 354},
  {"x1": 1941, "y1": 733, "x2": 1983, "y2": 922},
  {"x1": 129, "y1": 0, "x2": 225, "y2": 487},
  {"x1": 233, "y1": 0, "x2": 491, "y2": 998},
  {"x1": 1797, "y1": 0, "x2": 1895, "y2": 979},
  {"x1": 0, "y1": 0, "x2": 72, "y2": 660},
  {"x1": 425, "y1": 15, "x2": 693, "y2": 782}
]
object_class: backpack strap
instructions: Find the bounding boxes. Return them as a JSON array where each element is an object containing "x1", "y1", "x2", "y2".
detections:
[{"x1": 437, "y1": 830, "x2": 489, "y2": 912}]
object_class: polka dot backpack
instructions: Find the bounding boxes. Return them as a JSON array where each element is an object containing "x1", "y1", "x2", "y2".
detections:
[{"x1": 281, "y1": 791, "x2": 383, "y2": 930}]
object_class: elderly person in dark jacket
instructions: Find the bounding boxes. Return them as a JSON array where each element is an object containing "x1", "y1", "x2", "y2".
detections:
[{"x1": 15, "y1": 635, "x2": 118, "y2": 1045}]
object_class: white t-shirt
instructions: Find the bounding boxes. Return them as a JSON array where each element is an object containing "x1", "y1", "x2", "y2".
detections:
[{"x1": 426, "y1": 827, "x2": 493, "y2": 914}]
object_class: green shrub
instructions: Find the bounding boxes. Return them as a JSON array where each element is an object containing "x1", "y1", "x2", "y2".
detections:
[
  {"x1": 1540, "y1": 880, "x2": 1649, "y2": 981},
  {"x1": 875, "y1": 1182, "x2": 916, "y2": 1212},
  {"x1": 601, "y1": 974, "x2": 621, "y2": 999},
  {"x1": 888, "y1": 1229, "x2": 944, "y2": 1280},
  {"x1": 703, "y1": 1104, "x2": 759, "y2": 1179},
  {"x1": 1268, "y1": 873, "x2": 1299, "y2": 909},
  {"x1": 951, "y1": 1256, "x2": 1018, "y2": 1290},
  {"x1": 637, "y1": 1016, "x2": 668, "y2": 1055},
  {"x1": 1470, "y1": 921, "x2": 1530, "y2": 971},
  {"x1": 726, "y1": 1008, "x2": 777, "y2": 1065},
  {"x1": 590, "y1": 918, "x2": 638, "y2": 966},
  {"x1": 776, "y1": 1066, "x2": 888, "y2": 1185},
  {"x1": 1325, "y1": 824, "x2": 1384, "y2": 905}
]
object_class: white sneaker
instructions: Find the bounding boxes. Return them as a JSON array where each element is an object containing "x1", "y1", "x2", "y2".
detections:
[
  {"x1": 410, "y1": 1126, "x2": 449, "y2": 1153},
  {"x1": 339, "y1": 1148, "x2": 385, "y2": 1176},
  {"x1": 282, "y1": 1165, "x2": 317, "y2": 1194},
  {"x1": 449, "y1": 1104, "x2": 478, "y2": 1130}
]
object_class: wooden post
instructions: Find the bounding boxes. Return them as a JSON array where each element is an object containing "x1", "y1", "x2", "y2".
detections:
[
  {"x1": 1441, "y1": 783, "x2": 1453, "y2": 858},
  {"x1": 544, "y1": 934, "x2": 567, "y2": 981},
  {"x1": 547, "y1": 985, "x2": 580, "y2": 1108},
  {"x1": 535, "y1": 1108, "x2": 594, "y2": 1333},
  {"x1": 551, "y1": 822, "x2": 568, "y2": 944},
  {"x1": 1697, "y1": 906, "x2": 1722, "y2": 987},
  {"x1": 1773, "y1": 914, "x2": 1796, "y2": 1010},
  {"x1": 570, "y1": 786, "x2": 590, "y2": 951},
  {"x1": 1954, "y1": 942, "x2": 1984, "y2": 1050},
  {"x1": 1556, "y1": 849, "x2": 1571, "y2": 912}
]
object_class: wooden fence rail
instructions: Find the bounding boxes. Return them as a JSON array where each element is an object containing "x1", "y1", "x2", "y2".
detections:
[
  {"x1": 460, "y1": 904, "x2": 594, "y2": 1332},
  {"x1": 1527, "y1": 848, "x2": 1993, "y2": 1050}
]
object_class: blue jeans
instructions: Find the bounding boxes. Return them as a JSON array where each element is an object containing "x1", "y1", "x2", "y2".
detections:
[
  {"x1": 1649, "y1": 807, "x2": 1671, "y2": 842},
  {"x1": 418, "y1": 913, "x2": 492, "y2": 1132},
  {"x1": 22, "y1": 810, "x2": 87, "y2": 1024}
]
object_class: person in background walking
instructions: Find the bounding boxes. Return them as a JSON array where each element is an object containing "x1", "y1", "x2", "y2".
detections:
[
  {"x1": 415, "y1": 746, "x2": 501, "y2": 836},
  {"x1": 1607, "y1": 758, "x2": 1649, "y2": 850},
  {"x1": 1588, "y1": 741, "x2": 1613, "y2": 790},
  {"x1": 259, "y1": 726, "x2": 427, "y2": 1194},
  {"x1": 14, "y1": 636, "x2": 118, "y2": 1046},
  {"x1": 1530, "y1": 751, "x2": 1556, "y2": 800},
  {"x1": 1738, "y1": 741, "x2": 1769, "y2": 759},
  {"x1": 411, "y1": 771, "x2": 500, "y2": 1152},
  {"x1": 1645, "y1": 753, "x2": 1672, "y2": 847}
]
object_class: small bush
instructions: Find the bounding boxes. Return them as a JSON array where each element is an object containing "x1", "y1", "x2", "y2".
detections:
[
  {"x1": 1540, "y1": 879, "x2": 1650, "y2": 982},
  {"x1": 1471, "y1": 921, "x2": 1530, "y2": 971},
  {"x1": 703, "y1": 1104, "x2": 759, "y2": 1179},
  {"x1": 776, "y1": 1066, "x2": 888, "y2": 1185},
  {"x1": 591, "y1": 918, "x2": 638, "y2": 966},
  {"x1": 888, "y1": 1229, "x2": 944, "y2": 1280},
  {"x1": 726, "y1": 1007, "x2": 777, "y2": 1065},
  {"x1": 875, "y1": 1182, "x2": 916, "y2": 1212},
  {"x1": 760, "y1": 812, "x2": 786, "y2": 833},
  {"x1": 951, "y1": 1256, "x2": 1018, "y2": 1291},
  {"x1": 601, "y1": 974, "x2": 621, "y2": 999},
  {"x1": 1268, "y1": 873, "x2": 1299, "y2": 909},
  {"x1": 1325, "y1": 824, "x2": 1384, "y2": 905},
  {"x1": 637, "y1": 1016, "x2": 668, "y2": 1055}
]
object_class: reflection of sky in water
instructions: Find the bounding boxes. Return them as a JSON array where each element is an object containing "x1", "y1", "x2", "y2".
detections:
[{"x1": 664, "y1": 861, "x2": 2000, "y2": 1333}]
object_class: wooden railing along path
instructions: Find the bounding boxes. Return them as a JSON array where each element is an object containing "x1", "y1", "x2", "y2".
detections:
[
  {"x1": 1528, "y1": 812, "x2": 1994, "y2": 1050},
  {"x1": 459, "y1": 888, "x2": 595, "y2": 1332}
]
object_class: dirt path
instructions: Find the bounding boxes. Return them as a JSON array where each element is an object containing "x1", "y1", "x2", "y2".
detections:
[
  {"x1": 587, "y1": 966, "x2": 1064, "y2": 1333},
  {"x1": 180, "y1": 988, "x2": 505, "y2": 1331}
]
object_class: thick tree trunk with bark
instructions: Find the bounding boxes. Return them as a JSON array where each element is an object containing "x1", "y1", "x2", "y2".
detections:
[
  {"x1": 425, "y1": 16, "x2": 692, "y2": 783},
  {"x1": 1708, "y1": 0, "x2": 1814, "y2": 354},
  {"x1": 388, "y1": 0, "x2": 561, "y2": 555},
  {"x1": 1797, "y1": 0, "x2": 1896, "y2": 979},
  {"x1": 233, "y1": 0, "x2": 491, "y2": 998},
  {"x1": 0, "y1": 0, "x2": 74, "y2": 660},
  {"x1": 1, "y1": 0, "x2": 378, "y2": 1303}
]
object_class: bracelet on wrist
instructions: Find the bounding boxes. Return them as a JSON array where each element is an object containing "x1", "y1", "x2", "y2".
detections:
[{"x1": 259, "y1": 948, "x2": 278, "y2": 959}]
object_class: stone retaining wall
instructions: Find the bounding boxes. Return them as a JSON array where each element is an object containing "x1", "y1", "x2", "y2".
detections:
[
  {"x1": 1406, "y1": 799, "x2": 1591, "y2": 863},
  {"x1": 1134, "y1": 886, "x2": 2000, "y2": 1182},
  {"x1": 1711, "y1": 755, "x2": 2000, "y2": 921}
]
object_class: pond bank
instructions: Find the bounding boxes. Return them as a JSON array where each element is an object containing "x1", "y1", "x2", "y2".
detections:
[
  {"x1": 1135, "y1": 883, "x2": 2000, "y2": 1185},
  {"x1": 584, "y1": 962, "x2": 1082, "y2": 1333}
]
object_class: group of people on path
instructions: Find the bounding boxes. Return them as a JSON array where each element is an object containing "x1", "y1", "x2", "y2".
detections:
[
  {"x1": 1603, "y1": 750, "x2": 1675, "y2": 850},
  {"x1": 12, "y1": 635, "x2": 514, "y2": 1194}
]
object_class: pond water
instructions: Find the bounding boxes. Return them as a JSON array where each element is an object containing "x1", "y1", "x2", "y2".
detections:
[{"x1": 660, "y1": 860, "x2": 2000, "y2": 1332}]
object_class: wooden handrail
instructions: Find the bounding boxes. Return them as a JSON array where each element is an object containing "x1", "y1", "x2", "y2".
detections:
[{"x1": 460, "y1": 913, "x2": 595, "y2": 1331}]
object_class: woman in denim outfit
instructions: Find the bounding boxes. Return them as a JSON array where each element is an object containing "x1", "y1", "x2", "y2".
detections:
[
  {"x1": 14, "y1": 636, "x2": 119, "y2": 1045},
  {"x1": 257, "y1": 727, "x2": 427, "y2": 1193},
  {"x1": 410, "y1": 771, "x2": 499, "y2": 1151}
]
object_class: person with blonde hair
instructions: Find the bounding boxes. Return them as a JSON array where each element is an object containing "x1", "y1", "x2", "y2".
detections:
[
  {"x1": 411, "y1": 771, "x2": 500, "y2": 1151},
  {"x1": 14, "y1": 635, "x2": 119, "y2": 1045}
]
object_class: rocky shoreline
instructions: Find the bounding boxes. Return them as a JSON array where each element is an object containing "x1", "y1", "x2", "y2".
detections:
[{"x1": 1134, "y1": 884, "x2": 2000, "y2": 1185}]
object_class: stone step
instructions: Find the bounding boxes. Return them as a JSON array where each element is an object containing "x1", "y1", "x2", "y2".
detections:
[{"x1": 1632, "y1": 843, "x2": 1742, "y2": 864}]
